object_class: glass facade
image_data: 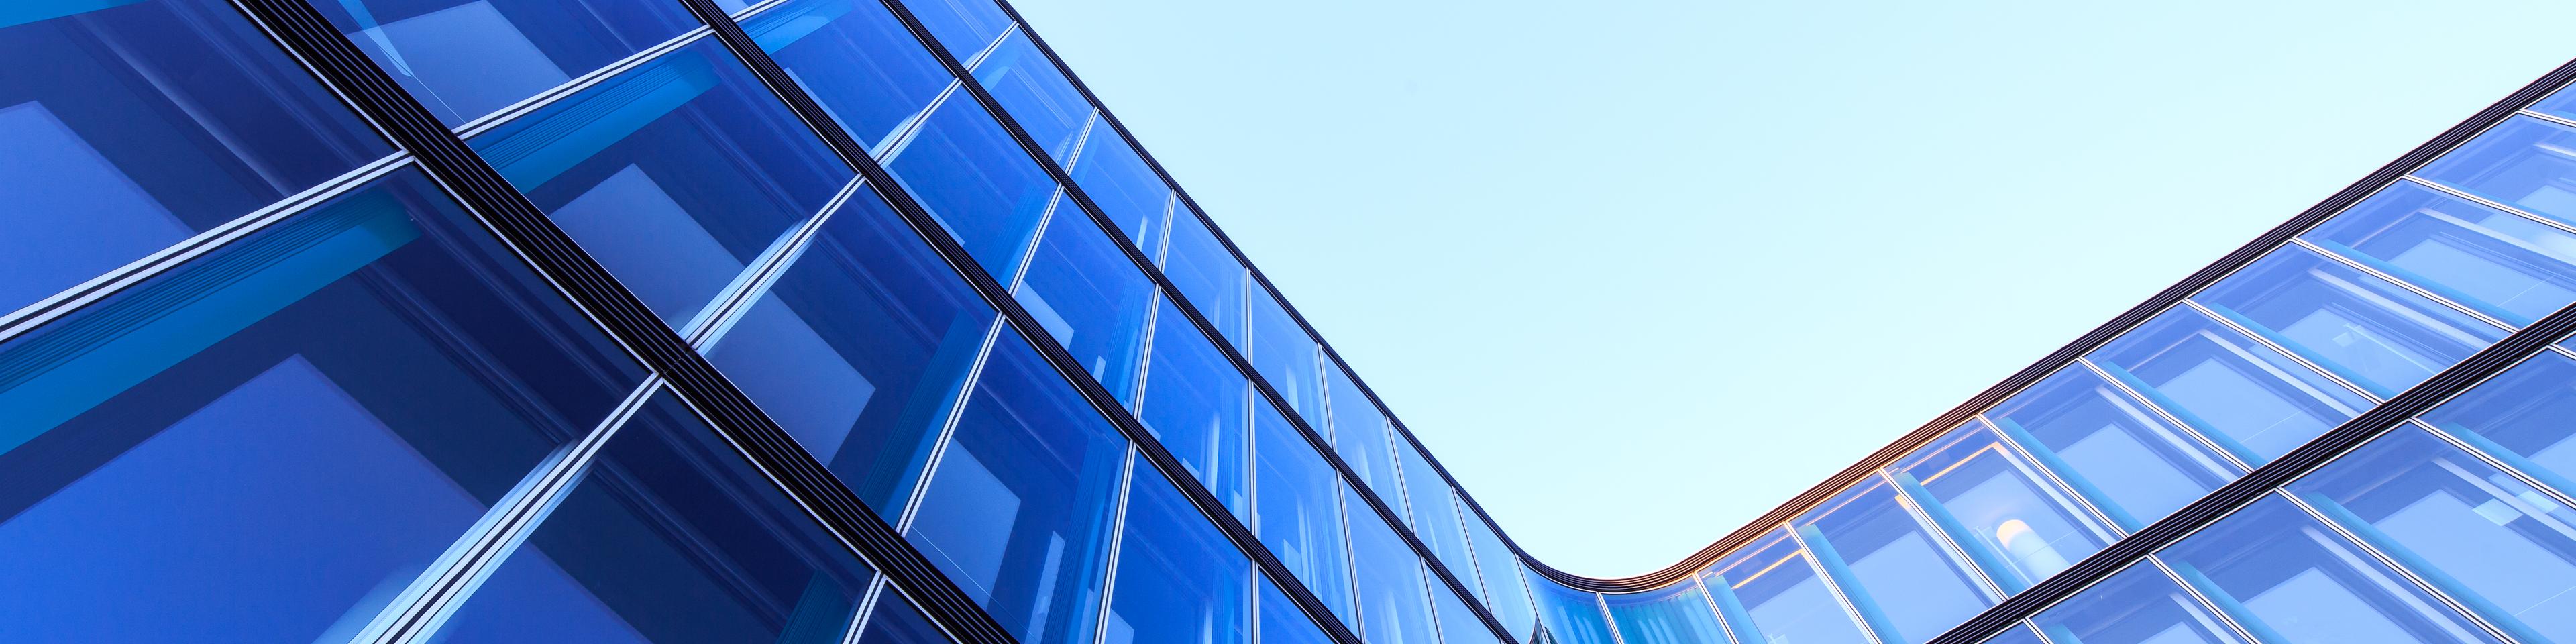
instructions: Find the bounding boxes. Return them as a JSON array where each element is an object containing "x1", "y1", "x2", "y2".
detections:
[{"x1": 12, "y1": 2, "x2": 2576, "y2": 644}]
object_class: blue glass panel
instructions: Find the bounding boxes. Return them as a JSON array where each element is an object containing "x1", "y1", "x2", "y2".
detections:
[
  {"x1": 0, "y1": 0, "x2": 390, "y2": 316},
  {"x1": 1466, "y1": 515, "x2": 1542, "y2": 641},
  {"x1": 1699, "y1": 531, "x2": 1875, "y2": 644},
  {"x1": 0, "y1": 170, "x2": 642, "y2": 642},
  {"x1": 1983, "y1": 625, "x2": 2047, "y2": 644},
  {"x1": 2290, "y1": 425, "x2": 2576, "y2": 643},
  {"x1": 1527, "y1": 574, "x2": 1617, "y2": 644},
  {"x1": 1138, "y1": 297, "x2": 1249, "y2": 516},
  {"x1": 1600, "y1": 584, "x2": 1727, "y2": 644},
  {"x1": 1013, "y1": 213, "x2": 1155, "y2": 401},
  {"x1": 429, "y1": 390, "x2": 875, "y2": 643},
  {"x1": 1328, "y1": 366, "x2": 1401, "y2": 496},
  {"x1": 1248, "y1": 289, "x2": 1325, "y2": 421},
  {"x1": 1252, "y1": 398, "x2": 1356, "y2": 622},
  {"x1": 2532, "y1": 87, "x2": 2576, "y2": 123},
  {"x1": 1162, "y1": 207, "x2": 1248, "y2": 344},
  {"x1": 1069, "y1": 131, "x2": 1173, "y2": 254},
  {"x1": 971, "y1": 30, "x2": 1091, "y2": 164},
  {"x1": 897, "y1": 0, "x2": 1010, "y2": 62},
  {"x1": 467, "y1": 40, "x2": 853, "y2": 329},
  {"x1": 2031, "y1": 563, "x2": 2245, "y2": 644},
  {"x1": 700, "y1": 184, "x2": 995, "y2": 512},
  {"x1": 1437, "y1": 584, "x2": 1503, "y2": 644},
  {"x1": 1796, "y1": 478, "x2": 1996, "y2": 644},
  {"x1": 857, "y1": 590, "x2": 955, "y2": 644},
  {"x1": 2419, "y1": 351, "x2": 2576, "y2": 494},
  {"x1": 2417, "y1": 115, "x2": 2576, "y2": 229},
  {"x1": 1399, "y1": 443, "x2": 1482, "y2": 592},
  {"x1": 2195, "y1": 248, "x2": 2508, "y2": 398},
  {"x1": 2158, "y1": 496, "x2": 2500, "y2": 644},
  {"x1": 746, "y1": 0, "x2": 953, "y2": 150},
  {"x1": 1893, "y1": 419, "x2": 2115, "y2": 591},
  {"x1": 2087, "y1": 308, "x2": 2371, "y2": 466},
  {"x1": 1260, "y1": 575, "x2": 1338, "y2": 644},
  {"x1": 906, "y1": 329, "x2": 1126, "y2": 644},
  {"x1": 1350, "y1": 486, "x2": 1442, "y2": 644},
  {"x1": 309, "y1": 0, "x2": 698, "y2": 126},
  {"x1": 1987, "y1": 367, "x2": 2241, "y2": 529},
  {"x1": 883, "y1": 95, "x2": 1059, "y2": 276},
  {"x1": 1106, "y1": 462, "x2": 1252, "y2": 644},
  {"x1": 2307, "y1": 182, "x2": 2576, "y2": 327}
]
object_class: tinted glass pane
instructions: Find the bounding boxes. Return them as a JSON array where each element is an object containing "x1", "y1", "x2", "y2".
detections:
[
  {"x1": 1601, "y1": 584, "x2": 1726, "y2": 644},
  {"x1": 1260, "y1": 576, "x2": 1338, "y2": 644},
  {"x1": 2290, "y1": 425, "x2": 2576, "y2": 643},
  {"x1": 2307, "y1": 181, "x2": 2576, "y2": 327},
  {"x1": 2418, "y1": 115, "x2": 2576, "y2": 229},
  {"x1": 1893, "y1": 419, "x2": 2116, "y2": 591},
  {"x1": 1987, "y1": 367, "x2": 2241, "y2": 529},
  {"x1": 1252, "y1": 398, "x2": 1356, "y2": 622},
  {"x1": 1466, "y1": 515, "x2": 1542, "y2": 641},
  {"x1": 1138, "y1": 298, "x2": 1249, "y2": 516},
  {"x1": 701, "y1": 184, "x2": 994, "y2": 512},
  {"x1": 1437, "y1": 584, "x2": 1503, "y2": 644},
  {"x1": 747, "y1": 0, "x2": 953, "y2": 150},
  {"x1": 2195, "y1": 248, "x2": 2508, "y2": 398},
  {"x1": 1796, "y1": 479, "x2": 1995, "y2": 644},
  {"x1": 1328, "y1": 366, "x2": 1401, "y2": 496},
  {"x1": 1013, "y1": 213, "x2": 1155, "y2": 401},
  {"x1": 1527, "y1": 575, "x2": 1616, "y2": 644},
  {"x1": 898, "y1": 0, "x2": 1011, "y2": 62},
  {"x1": 0, "y1": 170, "x2": 641, "y2": 642},
  {"x1": 1, "y1": 0, "x2": 390, "y2": 316},
  {"x1": 2031, "y1": 563, "x2": 2245, "y2": 644},
  {"x1": 2087, "y1": 307, "x2": 2371, "y2": 466},
  {"x1": 2532, "y1": 87, "x2": 2576, "y2": 123},
  {"x1": 1069, "y1": 131, "x2": 1172, "y2": 254},
  {"x1": 1350, "y1": 487, "x2": 1442, "y2": 644},
  {"x1": 429, "y1": 390, "x2": 875, "y2": 643},
  {"x1": 1162, "y1": 208, "x2": 1248, "y2": 343},
  {"x1": 971, "y1": 30, "x2": 1091, "y2": 164},
  {"x1": 468, "y1": 40, "x2": 853, "y2": 329},
  {"x1": 1982, "y1": 625, "x2": 2047, "y2": 644},
  {"x1": 2158, "y1": 496, "x2": 2500, "y2": 644},
  {"x1": 883, "y1": 96, "x2": 1058, "y2": 276},
  {"x1": 1399, "y1": 443, "x2": 1481, "y2": 591},
  {"x1": 905, "y1": 330, "x2": 1126, "y2": 644},
  {"x1": 1700, "y1": 531, "x2": 1874, "y2": 644},
  {"x1": 857, "y1": 590, "x2": 955, "y2": 644},
  {"x1": 1248, "y1": 289, "x2": 1324, "y2": 421},
  {"x1": 1106, "y1": 462, "x2": 1252, "y2": 644},
  {"x1": 311, "y1": 0, "x2": 698, "y2": 127},
  {"x1": 2420, "y1": 351, "x2": 2576, "y2": 493}
]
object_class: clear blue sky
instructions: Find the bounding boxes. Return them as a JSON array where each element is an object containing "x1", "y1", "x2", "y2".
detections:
[{"x1": 1006, "y1": 0, "x2": 2576, "y2": 576}]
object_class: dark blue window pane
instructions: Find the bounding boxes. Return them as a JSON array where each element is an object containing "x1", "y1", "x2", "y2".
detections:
[
  {"x1": 1014, "y1": 213, "x2": 1155, "y2": 401},
  {"x1": 906, "y1": 329, "x2": 1125, "y2": 644},
  {"x1": 1466, "y1": 515, "x2": 1541, "y2": 641},
  {"x1": 1601, "y1": 584, "x2": 1727, "y2": 644},
  {"x1": 2306, "y1": 181, "x2": 2576, "y2": 327},
  {"x1": 1795, "y1": 479, "x2": 1995, "y2": 644},
  {"x1": 1069, "y1": 131, "x2": 1172, "y2": 254},
  {"x1": 971, "y1": 30, "x2": 1091, "y2": 164},
  {"x1": 1260, "y1": 576, "x2": 1338, "y2": 644},
  {"x1": 2195, "y1": 248, "x2": 2508, "y2": 398},
  {"x1": 857, "y1": 590, "x2": 955, "y2": 644},
  {"x1": 1527, "y1": 574, "x2": 1616, "y2": 644},
  {"x1": 2159, "y1": 496, "x2": 2501, "y2": 644},
  {"x1": 1162, "y1": 208, "x2": 1248, "y2": 344},
  {"x1": 1437, "y1": 584, "x2": 1503, "y2": 644},
  {"x1": 898, "y1": 0, "x2": 1010, "y2": 62},
  {"x1": 1328, "y1": 367, "x2": 1400, "y2": 496},
  {"x1": 1399, "y1": 444, "x2": 1481, "y2": 592},
  {"x1": 2420, "y1": 352, "x2": 2576, "y2": 493},
  {"x1": 1106, "y1": 462, "x2": 1252, "y2": 644},
  {"x1": 2418, "y1": 116, "x2": 2576, "y2": 229},
  {"x1": 1138, "y1": 297, "x2": 1249, "y2": 516},
  {"x1": 1248, "y1": 289, "x2": 1324, "y2": 421},
  {"x1": 309, "y1": 0, "x2": 698, "y2": 126},
  {"x1": 0, "y1": 170, "x2": 641, "y2": 641},
  {"x1": 883, "y1": 96, "x2": 1059, "y2": 276},
  {"x1": 1987, "y1": 367, "x2": 2241, "y2": 529},
  {"x1": 1892, "y1": 420, "x2": 2116, "y2": 591},
  {"x1": 1349, "y1": 488, "x2": 1440, "y2": 644},
  {"x1": 467, "y1": 40, "x2": 853, "y2": 329},
  {"x1": 746, "y1": 0, "x2": 953, "y2": 150},
  {"x1": 429, "y1": 390, "x2": 876, "y2": 643},
  {"x1": 2088, "y1": 308, "x2": 2371, "y2": 467},
  {"x1": 1253, "y1": 398, "x2": 1356, "y2": 623},
  {"x1": 2031, "y1": 564, "x2": 2245, "y2": 644},
  {"x1": 1700, "y1": 531, "x2": 1874, "y2": 644},
  {"x1": 1, "y1": 0, "x2": 390, "y2": 316},
  {"x1": 702, "y1": 184, "x2": 995, "y2": 512}
]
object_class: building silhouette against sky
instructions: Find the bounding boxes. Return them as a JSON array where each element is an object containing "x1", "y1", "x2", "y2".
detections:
[{"x1": 7, "y1": 1, "x2": 2576, "y2": 643}]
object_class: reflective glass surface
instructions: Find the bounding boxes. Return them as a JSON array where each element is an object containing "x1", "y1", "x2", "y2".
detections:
[
  {"x1": 971, "y1": 30, "x2": 1091, "y2": 164},
  {"x1": 428, "y1": 390, "x2": 877, "y2": 643},
  {"x1": 2533, "y1": 87, "x2": 2576, "y2": 122},
  {"x1": 2086, "y1": 308, "x2": 2371, "y2": 467},
  {"x1": 1400, "y1": 443, "x2": 1482, "y2": 590},
  {"x1": 2157, "y1": 496, "x2": 2500, "y2": 644},
  {"x1": 1350, "y1": 487, "x2": 1442, "y2": 644},
  {"x1": 1699, "y1": 531, "x2": 1875, "y2": 644},
  {"x1": 1328, "y1": 366, "x2": 1401, "y2": 496},
  {"x1": 747, "y1": 0, "x2": 953, "y2": 150},
  {"x1": 467, "y1": 40, "x2": 853, "y2": 328},
  {"x1": 2417, "y1": 115, "x2": 2576, "y2": 229},
  {"x1": 311, "y1": 0, "x2": 699, "y2": 127},
  {"x1": 1982, "y1": 625, "x2": 2048, "y2": 644},
  {"x1": 1601, "y1": 584, "x2": 1727, "y2": 644},
  {"x1": 905, "y1": 330, "x2": 1125, "y2": 644},
  {"x1": 700, "y1": 184, "x2": 995, "y2": 512},
  {"x1": 2031, "y1": 563, "x2": 2246, "y2": 644},
  {"x1": 899, "y1": 0, "x2": 1012, "y2": 62},
  {"x1": 2194, "y1": 248, "x2": 2508, "y2": 398},
  {"x1": 1986, "y1": 367, "x2": 2241, "y2": 529},
  {"x1": 883, "y1": 95, "x2": 1060, "y2": 275},
  {"x1": 1104, "y1": 462, "x2": 1252, "y2": 644},
  {"x1": 1070, "y1": 131, "x2": 1173, "y2": 254},
  {"x1": 2418, "y1": 350, "x2": 2576, "y2": 492},
  {"x1": 0, "y1": 170, "x2": 642, "y2": 641},
  {"x1": 1, "y1": 0, "x2": 390, "y2": 317},
  {"x1": 1466, "y1": 515, "x2": 1542, "y2": 641},
  {"x1": 2306, "y1": 181, "x2": 2576, "y2": 327},
  {"x1": 1162, "y1": 207, "x2": 1248, "y2": 343},
  {"x1": 1436, "y1": 584, "x2": 1502, "y2": 644},
  {"x1": 1261, "y1": 575, "x2": 1338, "y2": 644},
  {"x1": 1252, "y1": 398, "x2": 1357, "y2": 622},
  {"x1": 1796, "y1": 479, "x2": 1996, "y2": 644},
  {"x1": 1893, "y1": 419, "x2": 2115, "y2": 592},
  {"x1": 1138, "y1": 298, "x2": 1250, "y2": 515},
  {"x1": 856, "y1": 590, "x2": 956, "y2": 644},
  {"x1": 1248, "y1": 288, "x2": 1325, "y2": 421},
  {"x1": 1013, "y1": 213, "x2": 1155, "y2": 401},
  {"x1": 1527, "y1": 574, "x2": 1617, "y2": 644}
]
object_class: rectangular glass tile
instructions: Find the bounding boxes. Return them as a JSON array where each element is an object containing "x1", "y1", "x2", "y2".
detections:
[
  {"x1": 1069, "y1": 131, "x2": 1173, "y2": 254},
  {"x1": 2086, "y1": 307, "x2": 2371, "y2": 466},
  {"x1": 1892, "y1": 419, "x2": 2116, "y2": 591},
  {"x1": 2156, "y1": 496, "x2": 2500, "y2": 644},
  {"x1": 1137, "y1": 297, "x2": 1250, "y2": 517},
  {"x1": 1248, "y1": 288, "x2": 1325, "y2": 422},
  {"x1": 1699, "y1": 531, "x2": 1876, "y2": 644},
  {"x1": 746, "y1": 0, "x2": 954, "y2": 150},
  {"x1": 1982, "y1": 625, "x2": 2048, "y2": 644},
  {"x1": 1795, "y1": 478, "x2": 1997, "y2": 644},
  {"x1": 2531, "y1": 86, "x2": 2576, "y2": 123},
  {"x1": 1526, "y1": 574, "x2": 1617, "y2": 644},
  {"x1": 1162, "y1": 207, "x2": 1249, "y2": 343},
  {"x1": 311, "y1": 0, "x2": 700, "y2": 127},
  {"x1": 1012, "y1": 212, "x2": 1156, "y2": 401},
  {"x1": 882, "y1": 95, "x2": 1060, "y2": 276},
  {"x1": 971, "y1": 29, "x2": 1093, "y2": 164},
  {"x1": 1252, "y1": 398, "x2": 1356, "y2": 623},
  {"x1": 1437, "y1": 583, "x2": 1503, "y2": 644},
  {"x1": 855, "y1": 588, "x2": 956, "y2": 644},
  {"x1": 1328, "y1": 366, "x2": 1402, "y2": 497},
  {"x1": 2194, "y1": 247, "x2": 2508, "y2": 398},
  {"x1": 1986, "y1": 366, "x2": 2242, "y2": 530},
  {"x1": 1466, "y1": 514, "x2": 1542, "y2": 641},
  {"x1": 2416, "y1": 115, "x2": 2576, "y2": 229},
  {"x1": 898, "y1": 0, "x2": 1012, "y2": 62},
  {"x1": 1261, "y1": 574, "x2": 1338, "y2": 644},
  {"x1": 1399, "y1": 443, "x2": 1483, "y2": 592},
  {"x1": 2419, "y1": 350, "x2": 2576, "y2": 494},
  {"x1": 2306, "y1": 181, "x2": 2576, "y2": 327},
  {"x1": 2031, "y1": 562, "x2": 2247, "y2": 644},
  {"x1": 1104, "y1": 461, "x2": 1252, "y2": 644},
  {"x1": 1349, "y1": 487, "x2": 1442, "y2": 644},
  {"x1": 1601, "y1": 584, "x2": 1728, "y2": 644}
]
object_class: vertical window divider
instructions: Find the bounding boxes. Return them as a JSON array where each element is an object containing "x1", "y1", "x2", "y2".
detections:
[
  {"x1": 1786, "y1": 521, "x2": 1894, "y2": 644},
  {"x1": 1089, "y1": 445, "x2": 1142, "y2": 644}
]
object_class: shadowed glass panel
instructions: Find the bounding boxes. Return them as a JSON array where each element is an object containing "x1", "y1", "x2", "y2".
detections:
[
  {"x1": 1328, "y1": 366, "x2": 1400, "y2": 497},
  {"x1": 971, "y1": 30, "x2": 1091, "y2": 164},
  {"x1": 883, "y1": 95, "x2": 1060, "y2": 276},
  {"x1": 745, "y1": 0, "x2": 953, "y2": 150},
  {"x1": 855, "y1": 590, "x2": 955, "y2": 644},
  {"x1": 1436, "y1": 584, "x2": 1502, "y2": 644},
  {"x1": 1248, "y1": 288, "x2": 1324, "y2": 421},
  {"x1": 1982, "y1": 625, "x2": 2047, "y2": 644},
  {"x1": 1350, "y1": 487, "x2": 1440, "y2": 644},
  {"x1": 1252, "y1": 398, "x2": 1356, "y2": 623},
  {"x1": 2157, "y1": 496, "x2": 2500, "y2": 644},
  {"x1": 309, "y1": 0, "x2": 701, "y2": 126},
  {"x1": 1013, "y1": 213, "x2": 1155, "y2": 402},
  {"x1": 1466, "y1": 514, "x2": 1541, "y2": 641},
  {"x1": 1260, "y1": 575, "x2": 1337, "y2": 644},
  {"x1": 1527, "y1": 574, "x2": 1616, "y2": 644},
  {"x1": 1161, "y1": 207, "x2": 1248, "y2": 343},
  {"x1": 896, "y1": 0, "x2": 1011, "y2": 62},
  {"x1": 1069, "y1": 131, "x2": 1172, "y2": 254},
  {"x1": 1138, "y1": 297, "x2": 1249, "y2": 517},
  {"x1": 1400, "y1": 443, "x2": 1481, "y2": 592},
  {"x1": 1104, "y1": 462, "x2": 1252, "y2": 644}
]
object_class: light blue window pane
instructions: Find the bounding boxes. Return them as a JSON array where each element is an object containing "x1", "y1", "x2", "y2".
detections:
[
  {"x1": 1601, "y1": 584, "x2": 1727, "y2": 644},
  {"x1": 2031, "y1": 563, "x2": 2245, "y2": 644},
  {"x1": 1260, "y1": 575, "x2": 1338, "y2": 644},
  {"x1": 1988, "y1": 367, "x2": 2241, "y2": 529},
  {"x1": 0, "y1": 170, "x2": 643, "y2": 642},
  {"x1": 971, "y1": 30, "x2": 1091, "y2": 164},
  {"x1": 1249, "y1": 289, "x2": 1324, "y2": 422},
  {"x1": 1438, "y1": 584, "x2": 1503, "y2": 644},
  {"x1": 856, "y1": 590, "x2": 954, "y2": 644},
  {"x1": 700, "y1": 184, "x2": 994, "y2": 513},
  {"x1": 467, "y1": 40, "x2": 853, "y2": 329},
  {"x1": 1984, "y1": 625, "x2": 2047, "y2": 644},
  {"x1": 1894, "y1": 419, "x2": 2114, "y2": 591},
  {"x1": 2532, "y1": 86, "x2": 2576, "y2": 123},
  {"x1": 2195, "y1": 248, "x2": 2508, "y2": 398},
  {"x1": 2290, "y1": 425, "x2": 2576, "y2": 644},
  {"x1": 1138, "y1": 297, "x2": 1249, "y2": 517},
  {"x1": 0, "y1": 0, "x2": 390, "y2": 317},
  {"x1": 1350, "y1": 487, "x2": 1442, "y2": 644},
  {"x1": 1466, "y1": 514, "x2": 1542, "y2": 641},
  {"x1": 1163, "y1": 207, "x2": 1248, "y2": 344},
  {"x1": 1699, "y1": 531, "x2": 1876, "y2": 644},
  {"x1": 1399, "y1": 443, "x2": 1482, "y2": 592},
  {"x1": 1106, "y1": 461, "x2": 1252, "y2": 644},
  {"x1": 1526, "y1": 574, "x2": 1617, "y2": 644},
  {"x1": 1796, "y1": 479, "x2": 1996, "y2": 644},
  {"x1": 427, "y1": 391, "x2": 875, "y2": 644},
  {"x1": 905, "y1": 329, "x2": 1126, "y2": 644},
  {"x1": 2417, "y1": 115, "x2": 2576, "y2": 229},
  {"x1": 1252, "y1": 398, "x2": 1356, "y2": 623},
  {"x1": 1069, "y1": 131, "x2": 1173, "y2": 254},
  {"x1": 898, "y1": 0, "x2": 1011, "y2": 62},
  {"x1": 2158, "y1": 496, "x2": 2501, "y2": 644},
  {"x1": 2420, "y1": 351, "x2": 2576, "y2": 494},
  {"x1": 1328, "y1": 366, "x2": 1401, "y2": 497},
  {"x1": 747, "y1": 0, "x2": 953, "y2": 150},
  {"x1": 883, "y1": 96, "x2": 1059, "y2": 276},
  {"x1": 1013, "y1": 213, "x2": 1155, "y2": 401},
  {"x1": 309, "y1": 0, "x2": 698, "y2": 126},
  {"x1": 2088, "y1": 308, "x2": 2371, "y2": 466},
  {"x1": 2307, "y1": 181, "x2": 2576, "y2": 327}
]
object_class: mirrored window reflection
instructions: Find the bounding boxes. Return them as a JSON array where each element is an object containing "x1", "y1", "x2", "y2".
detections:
[
  {"x1": 2418, "y1": 115, "x2": 2576, "y2": 229},
  {"x1": 1526, "y1": 574, "x2": 1618, "y2": 644},
  {"x1": 1260, "y1": 575, "x2": 1338, "y2": 644},
  {"x1": 700, "y1": 184, "x2": 994, "y2": 513},
  {"x1": 2289, "y1": 425, "x2": 2576, "y2": 643},
  {"x1": 1069, "y1": 131, "x2": 1173, "y2": 254},
  {"x1": 1399, "y1": 444, "x2": 1481, "y2": 591},
  {"x1": 1252, "y1": 398, "x2": 1356, "y2": 623},
  {"x1": 1436, "y1": 584, "x2": 1503, "y2": 644},
  {"x1": 1465, "y1": 514, "x2": 1542, "y2": 641},
  {"x1": 2418, "y1": 351, "x2": 2576, "y2": 494},
  {"x1": 1699, "y1": 531, "x2": 1875, "y2": 644},
  {"x1": 1249, "y1": 288, "x2": 1325, "y2": 421},
  {"x1": 2157, "y1": 496, "x2": 2502, "y2": 644},
  {"x1": 855, "y1": 589, "x2": 956, "y2": 644},
  {"x1": 1986, "y1": 368, "x2": 2241, "y2": 530},
  {"x1": 309, "y1": 0, "x2": 699, "y2": 127},
  {"x1": 971, "y1": 30, "x2": 1091, "y2": 164},
  {"x1": 1, "y1": 0, "x2": 391, "y2": 316},
  {"x1": 2194, "y1": 248, "x2": 2508, "y2": 398},
  {"x1": 2086, "y1": 308, "x2": 2371, "y2": 467},
  {"x1": 2306, "y1": 181, "x2": 2576, "y2": 327},
  {"x1": 466, "y1": 40, "x2": 853, "y2": 329},
  {"x1": 428, "y1": 390, "x2": 876, "y2": 643},
  {"x1": 747, "y1": 0, "x2": 953, "y2": 151},
  {"x1": 2030, "y1": 563, "x2": 2247, "y2": 644},
  {"x1": 1104, "y1": 462, "x2": 1252, "y2": 644},
  {"x1": 1138, "y1": 298, "x2": 1249, "y2": 515},
  {"x1": 897, "y1": 0, "x2": 1012, "y2": 62},
  {"x1": 1012, "y1": 214, "x2": 1155, "y2": 400},
  {"x1": 883, "y1": 96, "x2": 1059, "y2": 276},
  {"x1": 1796, "y1": 479, "x2": 1997, "y2": 644},
  {"x1": 0, "y1": 170, "x2": 643, "y2": 643},
  {"x1": 1600, "y1": 584, "x2": 1727, "y2": 644},
  {"x1": 904, "y1": 330, "x2": 1125, "y2": 644},
  {"x1": 1328, "y1": 367, "x2": 1401, "y2": 496},
  {"x1": 1162, "y1": 208, "x2": 1248, "y2": 343},
  {"x1": 1350, "y1": 487, "x2": 1442, "y2": 644},
  {"x1": 1892, "y1": 419, "x2": 2115, "y2": 592}
]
